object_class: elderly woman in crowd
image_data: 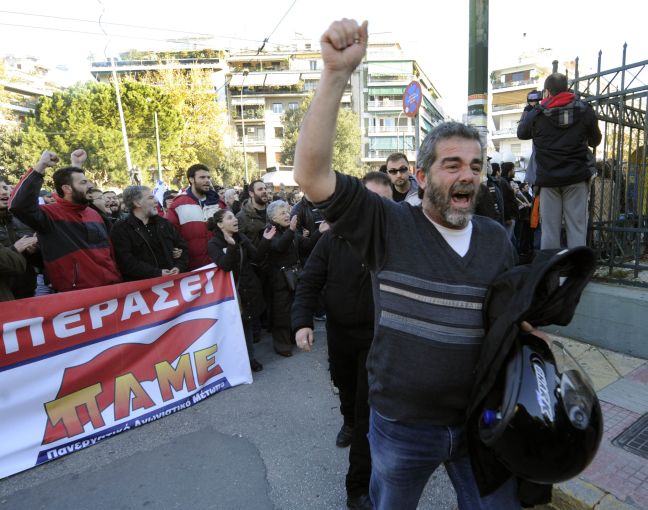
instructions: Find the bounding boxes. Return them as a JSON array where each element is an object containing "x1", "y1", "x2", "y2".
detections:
[
  {"x1": 265, "y1": 199, "x2": 307, "y2": 357},
  {"x1": 207, "y1": 208, "x2": 276, "y2": 372}
]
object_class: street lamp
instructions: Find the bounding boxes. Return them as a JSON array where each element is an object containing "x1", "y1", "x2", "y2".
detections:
[{"x1": 241, "y1": 69, "x2": 249, "y2": 184}]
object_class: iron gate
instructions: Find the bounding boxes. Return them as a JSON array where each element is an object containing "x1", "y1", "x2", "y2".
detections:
[{"x1": 572, "y1": 46, "x2": 648, "y2": 286}]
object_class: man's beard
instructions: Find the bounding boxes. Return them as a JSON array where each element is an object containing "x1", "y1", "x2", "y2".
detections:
[
  {"x1": 72, "y1": 187, "x2": 89, "y2": 205},
  {"x1": 253, "y1": 194, "x2": 267, "y2": 207},
  {"x1": 426, "y1": 179, "x2": 475, "y2": 228}
]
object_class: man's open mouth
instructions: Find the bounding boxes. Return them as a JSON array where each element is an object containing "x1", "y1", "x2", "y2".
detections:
[{"x1": 451, "y1": 191, "x2": 473, "y2": 206}]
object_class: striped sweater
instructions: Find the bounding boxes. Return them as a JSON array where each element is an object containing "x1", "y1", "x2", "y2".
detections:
[{"x1": 318, "y1": 173, "x2": 516, "y2": 425}]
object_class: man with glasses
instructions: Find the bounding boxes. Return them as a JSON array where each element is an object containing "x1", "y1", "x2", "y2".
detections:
[{"x1": 384, "y1": 153, "x2": 420, "y2": 205}]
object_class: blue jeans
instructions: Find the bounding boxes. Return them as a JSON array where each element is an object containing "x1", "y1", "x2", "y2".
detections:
[{"x1": 368, "y1": 410, "x2": 519, "y2": 510}]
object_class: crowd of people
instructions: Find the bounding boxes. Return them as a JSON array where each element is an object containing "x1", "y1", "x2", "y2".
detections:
[{"x1": 0, "y1": 16, "x2": 603, "y2": 510}]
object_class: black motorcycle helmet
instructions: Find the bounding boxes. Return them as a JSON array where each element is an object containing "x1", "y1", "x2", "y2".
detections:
[{"x1": 478, "y1": 333, "x2": 603, "y2": 484}]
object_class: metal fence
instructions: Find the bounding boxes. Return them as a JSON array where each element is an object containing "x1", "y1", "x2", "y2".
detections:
[{"x1": 571, "y1": 45, "x2": 648, "y2": 286}]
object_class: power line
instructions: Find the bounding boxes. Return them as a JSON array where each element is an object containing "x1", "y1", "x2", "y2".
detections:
[
  {"x1": 0, "y1": 22, "x2": 285, "y2": 49},
  {"x1": 0, "y1": 9, "x2": 212, "y2": 37},
  {"x1": 256, "y1": 0, "x2": 297, "y2": 54}
]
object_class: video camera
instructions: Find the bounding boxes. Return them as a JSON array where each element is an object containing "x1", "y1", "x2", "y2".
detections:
[{"x1": 527, "y1": 90, "x2": 543, "y2": 103}]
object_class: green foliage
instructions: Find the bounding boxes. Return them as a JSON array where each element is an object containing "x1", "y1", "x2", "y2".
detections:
[
  {"x1": 281, "y1": 93, "x2": 363, "y2": 176},
  {"x1": 0, "y1": 68, "x2": 231, "y2": 190}
]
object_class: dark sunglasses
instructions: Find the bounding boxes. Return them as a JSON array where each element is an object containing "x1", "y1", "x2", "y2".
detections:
[{"x1": 387, "y1": 166, "x2": 409, "y2": 175}]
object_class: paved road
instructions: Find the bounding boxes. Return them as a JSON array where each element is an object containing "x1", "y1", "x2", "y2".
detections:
[{"x1": 0, "y1": 323, "x2": 456, "y2": 510}]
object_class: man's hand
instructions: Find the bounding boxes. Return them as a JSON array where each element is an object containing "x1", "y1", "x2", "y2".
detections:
[
  {"x1": 34, "y1": 151, "x2": 59, "y2": 174},
  {"x1": 320, "y1": 19, "x2": 368, "y2": 76},
  {"x1": 319, "y1": 221, "x2": 330, "y2": 233},
  {"x1": 14, "y1": 235, "x2": 38, "y2": 254},
  {"x1": 70, "y1": 149, "x2": 87, "y2": 168},
  {"x1": 172, "y1": 247, "x2": 182, "y2": 259},
  {"x1": 521, "y1": 320, "x2": 552, "y2": 346},
  {"x1": 296, "y1": 327, "x2": 314, "y2": 352},
  {"x1": 161, "y1": 268, "x2": 180, "y2": 276}
]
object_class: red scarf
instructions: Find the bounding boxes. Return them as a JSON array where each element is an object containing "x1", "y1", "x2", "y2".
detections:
[{"x1": 541, "y1": 91, "x2": 575, "y2": 108}]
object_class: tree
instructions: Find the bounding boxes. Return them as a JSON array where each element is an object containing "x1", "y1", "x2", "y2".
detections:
[
  {"x1": 0, "y1": 67, "x2": 233, "y2": 190},
  {"x1": 139, "y1": 68, "x2": 230, "y2": 186},
  {"x1": 281, "y1": 92, "x2": 363, "y2": 176}
]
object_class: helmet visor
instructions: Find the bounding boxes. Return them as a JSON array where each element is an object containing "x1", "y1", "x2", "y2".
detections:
[{"x1": 552, "y1": 341, "x2": 597, "y2": 430}]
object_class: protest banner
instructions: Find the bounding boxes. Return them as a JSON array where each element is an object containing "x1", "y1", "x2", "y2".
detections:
[{"x1": 0, "y1": 266, "x2": 251, "y2": 479}]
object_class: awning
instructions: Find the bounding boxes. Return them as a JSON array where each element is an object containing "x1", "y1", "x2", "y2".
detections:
[
  {"x1": 229, "y1": 73, "x2": 266, "y2": 87},
  {"x1": 264, "y1": 73, "x2": 300, "y2": 86},
  {"x1": 368, "y1": 86, "x2": 405, "y2": 96},
  {"x1": 231, "y1": 96, "x2": 265, "y2": 106},
  {"x1": 262, "y1": 170, "x2": 297, "y2": 187}
]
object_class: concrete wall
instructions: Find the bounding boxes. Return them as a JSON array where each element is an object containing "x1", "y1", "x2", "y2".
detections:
[{"x1": 546, "y1": 282, "x2": 648, "y2": 360}]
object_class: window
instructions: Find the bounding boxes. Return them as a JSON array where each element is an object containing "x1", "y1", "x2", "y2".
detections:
[
  {"x1": 304, "y1": 80, "x2": 317, "y2": 91},
  {"x1": 288, "y1": 102, "x2": 299, "y2": 111},
  {"x1": 274, "y1": 127, "x2": 284, "y2": 138},
  {"x1": 310, "y1": 60, "x2": 318, "y2": 70},
  {"x1": 272, "y1": 103, "x2": 284, "y2": 114},
  {"x1": 507, "y1": 70, "x2": 530, "y2": 82}
]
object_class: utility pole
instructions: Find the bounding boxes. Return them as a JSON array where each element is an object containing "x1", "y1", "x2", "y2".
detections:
[
  {"x1": 154, "y1": 111, "x2": 162, "y2": 182},
  {"x1": 467, "y1": 0, "x2": 489, "y2": 154},
  {"x1": 241, "y1": 69, "x2": 249, "y2": 184},
  {"x1": 110, "y1": 57, "x2": 133, "y2": 182}
]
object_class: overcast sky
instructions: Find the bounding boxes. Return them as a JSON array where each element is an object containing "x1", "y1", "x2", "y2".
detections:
[{"x1": 1, "y1": 0, "x2": 646, "y2": 118}]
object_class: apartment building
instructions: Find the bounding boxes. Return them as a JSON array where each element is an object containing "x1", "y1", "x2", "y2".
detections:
[
  {"x1": 0, "y1": 56, "x2": 56, "y2": 125},
  {"x1": 361, "y1": 43, "x2": 445, "y2": 168},
  {"x1": 89, "y1": 42, "x2": 444, "y2": 173}
]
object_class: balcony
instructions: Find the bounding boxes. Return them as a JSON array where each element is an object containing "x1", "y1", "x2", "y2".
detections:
[
  {"x1": 367, "y1": 125, "x2": 411, "y2": 134},
  {"x1": 231, "y1": 107, "x2": 265, "y2": 120},
  {"x1": 368, "y1": 99, "x2": 402, "y2": 110},
  {"x1": 492, "y1": 103, "x2": 526, "y2": 113},
  {"x1": 366, "y1": 149, "x2": 416, "y2": 161},
  {"x1": 229, "y1": 83, "x2": 304, "y2": 96},
  {"x1": 492, "y1": 78, "x2": 539, "y2": 90},
  {"x1": 491, "y1": 127, "x2": 519, "y2": 138}
]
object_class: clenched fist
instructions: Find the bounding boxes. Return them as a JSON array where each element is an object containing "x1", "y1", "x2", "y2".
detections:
[
  {"x1": 34, "y1": 151, "x2": 59, "y2": 174},
  {"x1": 70, "y1": 149, "x2": 87, "y2": 168}
]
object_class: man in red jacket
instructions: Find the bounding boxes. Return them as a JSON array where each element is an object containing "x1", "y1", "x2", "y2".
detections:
[
  {"x1": 166, "y1": 163, "x2": 220, "y2": 269},
  {"x1": 9, "y1": 149, "x2": 122, "y2": 292}
]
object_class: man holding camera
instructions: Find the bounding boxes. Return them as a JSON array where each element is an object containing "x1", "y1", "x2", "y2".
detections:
[{"x1": 517, "y1": 73, "x2": 601, "y2": 249}]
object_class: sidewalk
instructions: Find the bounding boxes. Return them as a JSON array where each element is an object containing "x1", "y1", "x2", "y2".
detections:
[{"x1": 538, "y1": 333, "x2": 648, "y2": 510}]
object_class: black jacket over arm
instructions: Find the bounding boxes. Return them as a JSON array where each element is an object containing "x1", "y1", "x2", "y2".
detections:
[
  {"x1": 110, "y1": 214, "x2": 188, "y2": 281},
  {"x1": 291, "y1": 231, "x2": 374, "y2": 336}
]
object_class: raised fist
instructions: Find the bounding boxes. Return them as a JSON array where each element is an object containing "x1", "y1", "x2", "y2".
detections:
[
  {"x1": 34, "y1": 151, "x2": 59, "y2": 174},
  {"x1": 70, "y1": 149, "x2": 87, "y2": 168}
]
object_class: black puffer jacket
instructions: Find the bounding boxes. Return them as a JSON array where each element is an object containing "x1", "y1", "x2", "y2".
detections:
[
  {"x1": 517, "y1": 93, "x2": 601, "y2": 187},
  {"x1": 292, "y1": 231, "x2": 373, "y2": 338},
  {"x1": 110, "y1": 213, "x2": 188, "y2": 281},
  {"x1": 208, "y1": 231, "x2": 269, "y2": 320}
]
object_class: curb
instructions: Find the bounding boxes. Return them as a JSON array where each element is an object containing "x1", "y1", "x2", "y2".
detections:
[{"x1": 534, "y1": 479, "x2": 641, "y2": 510}]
